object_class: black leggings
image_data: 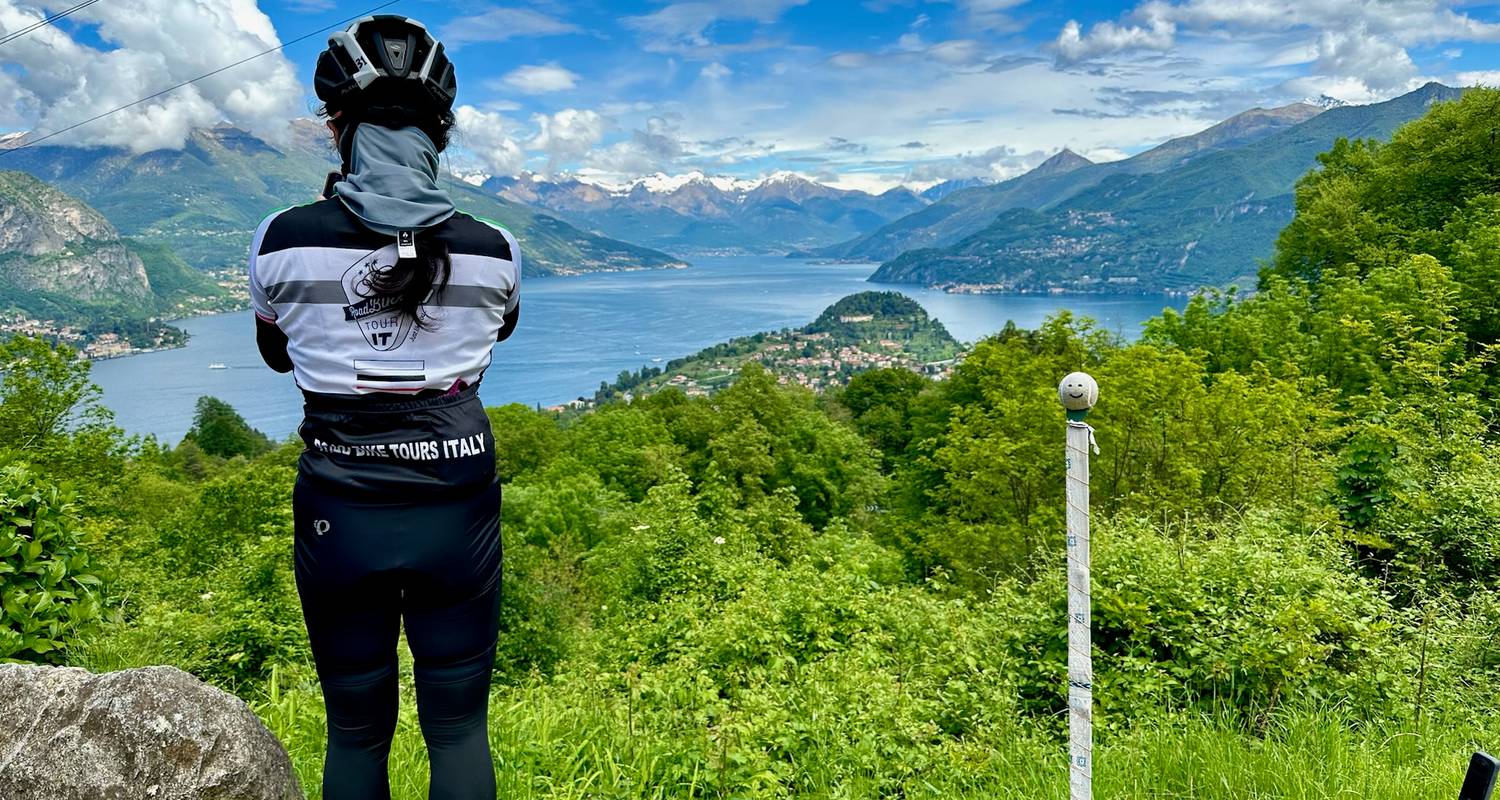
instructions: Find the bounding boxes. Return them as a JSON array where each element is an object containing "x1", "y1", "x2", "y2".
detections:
[{"x1": 293, "y1": 476, "x2": 502, "y2": 800}]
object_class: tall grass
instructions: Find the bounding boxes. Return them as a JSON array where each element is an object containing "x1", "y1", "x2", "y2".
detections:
[
  {"x1": 255, "y1": 677, "x2": 1487, "y2": 799},
  {"x1": 81, "y1": 621, "x2": 1487, "y2": 798}
]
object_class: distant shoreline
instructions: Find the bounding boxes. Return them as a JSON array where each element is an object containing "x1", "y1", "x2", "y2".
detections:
[
  {"x1": 85, "y1": 259, "x2": 700, "y2": 362},
  {"x1": 930, "y1": 284, "x2": 1201, "y2": 299}
]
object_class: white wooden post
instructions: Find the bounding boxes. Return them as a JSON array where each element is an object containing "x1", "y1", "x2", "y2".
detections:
[{"x1": 1059, "y1": 372, "x2": 1099, "y2": 800}]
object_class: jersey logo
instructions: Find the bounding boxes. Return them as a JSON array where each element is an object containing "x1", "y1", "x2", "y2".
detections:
[{"x1": 341, "y1": 254, "x2": 416, "y2": 352}]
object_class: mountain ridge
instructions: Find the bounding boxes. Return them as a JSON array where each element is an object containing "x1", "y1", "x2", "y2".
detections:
[
  {"x1": 815, "y1": 101, "x2": 1327, "y2": 262},
  {"x1": 0, "y1": 124, "x2": 686, "y2": 277},
  {"x1": 870, "y1": 83, "x2": 1465, "y2": 293},
  {"x1": 485, "y1": 169, "x2": 930, "y2": 257}
]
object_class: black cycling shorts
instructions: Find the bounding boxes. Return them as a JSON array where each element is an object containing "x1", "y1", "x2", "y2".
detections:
[{"x1": 293, "y1": 384, "x2": 501, "y2": 800}]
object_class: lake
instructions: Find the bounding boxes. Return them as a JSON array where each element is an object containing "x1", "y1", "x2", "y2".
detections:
[{"x1": 90, "y1": 257, "x2": 1187, "y2": 442}]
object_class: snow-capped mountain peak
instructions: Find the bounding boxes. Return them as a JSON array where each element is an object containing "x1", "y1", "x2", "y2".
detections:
[
  {"x1": 633, "y1": 171, "x2": 707, "y2": 193},
  {"x1": 624, "y1": 171, "x2": 764, "y2": 194},
  {"x1": 500, "y1": 169, "x2": 816, "y2": 197},
  {"x1": 452, "y1": 170, "x2": 492, "y2": 187},
  {"x1": 1305, "y1": 95, "x2": 1349, "y2": 110},
  {"x1": 760, "y1": 170, "x2": 809, "y2": 186}
]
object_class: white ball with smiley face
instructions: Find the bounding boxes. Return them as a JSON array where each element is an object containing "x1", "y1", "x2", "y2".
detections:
[{"x1": 1058, "y1": 372, "x2": 1099, "y2": 411}]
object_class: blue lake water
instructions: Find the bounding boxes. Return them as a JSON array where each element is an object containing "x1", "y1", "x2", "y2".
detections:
[{"x1": 90, "y1": 257, "x2": 1187, "y2": 442}]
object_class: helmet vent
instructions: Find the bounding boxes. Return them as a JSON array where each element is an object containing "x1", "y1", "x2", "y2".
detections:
[{"x1": 385, "y1": 40, "x2": 407, "y2": 71}]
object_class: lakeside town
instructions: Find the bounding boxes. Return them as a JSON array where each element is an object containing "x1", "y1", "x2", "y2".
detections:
[
  {"x1": 586, "y1": 293, "x2": 965, "y2": 410},
  {"x1": 0, "y1": 312, "x2": 185, "y2": 360},
  {"x1": 0, "y1": 268, "x2": 247, "y2": 360}
]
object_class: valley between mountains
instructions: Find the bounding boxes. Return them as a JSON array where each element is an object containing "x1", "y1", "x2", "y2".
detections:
[{"x1": 0, "y1": 82, "x2": 1466, "y2": 352}]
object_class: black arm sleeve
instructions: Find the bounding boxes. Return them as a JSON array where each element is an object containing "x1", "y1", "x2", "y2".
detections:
[
  {"x1": 256, "y1": 316, "x2": 294, "y2": 373},
  {"x1": 496, "y1": 302, "x2": 520, "y2": 343}
]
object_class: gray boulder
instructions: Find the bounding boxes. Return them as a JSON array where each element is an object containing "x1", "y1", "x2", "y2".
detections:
[{"x1": 0, "y1": 664, "x2": 303, "y2": 800}]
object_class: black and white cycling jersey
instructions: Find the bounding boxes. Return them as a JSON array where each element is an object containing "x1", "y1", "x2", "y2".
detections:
[{"x1": 249, "y1": 198, "x2": 520, "y2": 396}]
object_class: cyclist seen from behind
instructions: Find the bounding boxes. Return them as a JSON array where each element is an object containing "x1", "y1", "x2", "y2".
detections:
[{"x1": 248, "y1": 14, "x2": 518, "y2": 800}]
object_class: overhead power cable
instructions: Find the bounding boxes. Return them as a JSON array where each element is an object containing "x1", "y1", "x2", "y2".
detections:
[
  {"x1": 0, "y1": 0, "x2": 101, "y2": 47},
  {"x1": 0, "y1": 0, "x2": 400, "y2": 155}
]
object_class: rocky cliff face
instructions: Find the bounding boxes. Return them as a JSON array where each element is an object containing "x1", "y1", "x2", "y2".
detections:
[{"x1": 0, "y1": 171, "x2": 151, "y2": 304}]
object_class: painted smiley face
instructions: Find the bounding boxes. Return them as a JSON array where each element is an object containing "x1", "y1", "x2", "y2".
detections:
[{"x1": 1059, "y1": 372, "x2": 1098, "y2": 411}]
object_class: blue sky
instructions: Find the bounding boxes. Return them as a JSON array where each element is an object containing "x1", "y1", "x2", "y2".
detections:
[{"x1": 7, "y1": 0, "x2": 1500, "y2": 190}]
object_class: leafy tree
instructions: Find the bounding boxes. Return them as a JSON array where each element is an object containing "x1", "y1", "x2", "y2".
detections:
[
  {"x1": 925, "y1": 315, "x2": 1110, "y2": 529},
  {"x1": 1267, "y1": 88, "x2": 1500, "y2": 348},
  {"x1": 837, "y1": 368, "x2": 931, "y2": 465},
  {"x1": 564, "y1": 405, "x2": 682, "y2": 501},
  {"x1": 0, "y1": 336, "x2": 123, "y2": 486},
  {"x1": 485, "y1": 403, "x2": 562, "y2": 483},
  {"x1": 1092, "y1": 347, "x2": 1327, "y2": 517},
  {"x1": 697, "y1": 363, "x2": 884, "y2": 528},
  {"x1": 182, "y1": 396, "x2": 273, "y2": 459}
]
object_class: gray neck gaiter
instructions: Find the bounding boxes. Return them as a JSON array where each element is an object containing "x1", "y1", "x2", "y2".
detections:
[{"x1": 334, "y1": 124, "x2": 456, "y2": 238}]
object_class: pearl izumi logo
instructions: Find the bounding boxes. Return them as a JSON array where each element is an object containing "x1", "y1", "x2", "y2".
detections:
[
  {"x1": 342, "y1": 254, "x2": 415, "y2": 351},
  {"x1": 313, "y1": 519, "x2": 331, "y2": 536}
]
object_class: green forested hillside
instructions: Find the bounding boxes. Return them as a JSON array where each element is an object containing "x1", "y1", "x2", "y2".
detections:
[
  {"x1": 817, "y1": 102, "x2": 1324, "y2": 262},
  {"x1": 596, "y1": 291, "x2": 961, "y2": 402},
  {"x1": 871, "y1": 83, "x2": 1464, "y2": 291},
  {"x1": 3, "y1": 126, "x2": 686, "y2": 276},
  {"x1": 3, "y1": 89, "x2": 1500, "y2": 797}
]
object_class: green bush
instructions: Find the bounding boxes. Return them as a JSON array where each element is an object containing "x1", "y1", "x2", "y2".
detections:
[
  {"x1": 0, "y1": 465, "x2": 103, "y2": 663},
  {"x1": 999, "y1": 513, "x2": 1409, "y2": 727}
]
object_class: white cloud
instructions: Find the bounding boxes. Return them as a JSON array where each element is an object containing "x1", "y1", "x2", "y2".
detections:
[
  {"x1": 1055, "y1": 16, "x2": 1176, "y2": 64},
  {"x1": 1047, "y1": 0, "x2": 1500, "y2": 102},
  {"x1": 1310, "y1": 27, "x2": 1417, "y2": 94},
  {"x1": 527, "y1": 109, "x2": 608, "y2": 172},
  {"x1": 959, "y1": 0, "x2": 1030, "y2": 31},
  {"x1": 821, "y1": 171, "x2": 910, "y2": 193},
  {"x1": 1133, "y1": 0, "x2": 1500, "y2": 44},
  {"x1": 1264, "y1": 40, "x2": 1320, "y2": 68},
  {"x1": 905, "y1": 145, "x2": 1043, "y2": 182},
  {"x1": 623, "y1": 0, "x2": 810, "y2": 52},
  {"x1": 898, "y1": 34, "x2": 988, "y2": 66},
  {"x1": 829, "y1": 52, "x2": 873, "y2": 68},
  {"x1": 701, "y1": 62, "x2": 734, "y2": 81},
  {"x1": 455, "y1": 105, "x2": 527, "y2": 176},
  {"x1": 0, "y1": 0, "x2": 300, "y2": 152},
  {"x1": 1084, "y1": 147, "x2": 1129, "y2": 163},
  {"x1": 501, "y1": 63, "x2": 581, "y2": 94},
  {"x1": 590, "y1": 117, "x2": 691, "y2": 178},
  {"x1": 927, "y1": 39, "x2": 986, "y2": 65},
  {"x1": 440, "y1": 7, "x2": 580, "y2": 47},
  {"x1": 1457, "y1": 70, "x2": 1500, "y2": 87},
  {"x1": 1055, "y1": 0, "x2": 1500, "y2": 67}
]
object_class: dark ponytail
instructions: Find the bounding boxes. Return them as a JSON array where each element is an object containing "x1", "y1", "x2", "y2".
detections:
[
  {"x1": 321, "y1": 84, "x2": 458, "y2": 331},
  {"x1": 357, "y1": 239, "x2": 451, "y2": 331}
]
